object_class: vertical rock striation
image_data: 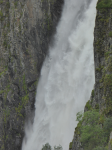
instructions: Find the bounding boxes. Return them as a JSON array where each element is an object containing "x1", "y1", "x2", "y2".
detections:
[
  {"x1": 0, "y1": 0, "x2": 63, "y2": 149},
  {"x1": 71, "y1": 2, "x2": 112, "y2": 149}
]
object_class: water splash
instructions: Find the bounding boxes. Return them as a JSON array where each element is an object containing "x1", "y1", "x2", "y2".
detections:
[{"x1": 22, "y1": 0, "x2": 97, "y2": 150}]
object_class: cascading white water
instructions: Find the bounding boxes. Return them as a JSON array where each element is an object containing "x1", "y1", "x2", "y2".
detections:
[{"x1": 22, "y1": 0, "x2": 97, "y2": 150}]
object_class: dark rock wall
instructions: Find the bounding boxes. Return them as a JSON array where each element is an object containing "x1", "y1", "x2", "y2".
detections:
[
  {"x1": 94, "y1": 9, "x2": 112, "y2": 115},
  {"x1": 70, "y1": 7, "x2": 112, "y2": 150},
  {"x1": 0, "y1": 0, "x2": 64, "y2": 149}
]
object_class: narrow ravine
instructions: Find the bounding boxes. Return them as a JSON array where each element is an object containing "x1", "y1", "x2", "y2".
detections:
[{"x1": 22, "y1": 0, "x2": 97, "y2": 150}]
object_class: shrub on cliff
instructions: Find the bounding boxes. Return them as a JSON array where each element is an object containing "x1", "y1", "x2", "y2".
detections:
[
  {"x1": 41, "y1": 143, "x2": 63, "y2": 150},
  {"x1": 42, "y1": 143, "x2": 52, "y2": 150},
  {"x1": 80, "y1": 110, "x2": 106, "y2": 149},
  {"x1": 76, "y1": 110, "x2": 112, "y2": 150},
  {"x1": 96, "y1": 0, "x2": 112, "y2": 9},
  {"x1": 103, "y1": 117, "x2": 112, "y2": 142}
]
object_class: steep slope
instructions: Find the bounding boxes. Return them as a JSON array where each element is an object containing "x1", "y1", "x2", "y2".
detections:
[
  {"x1": 22, "y1": 0, "x2": 97, "y2": 150},
  {"x1": 70, "y1": 1, "x2": 112, "y2": 150},
  {"x1": 0, "y1": 0, "x2": 63, "y2": 150}
]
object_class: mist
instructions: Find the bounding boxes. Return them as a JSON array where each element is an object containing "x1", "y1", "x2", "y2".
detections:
[{"x1": 22, "y1": 0, "x2": 97, "y2": 150}]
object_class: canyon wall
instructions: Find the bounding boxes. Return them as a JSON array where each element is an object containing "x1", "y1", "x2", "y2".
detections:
[
  {"x1": 70, "y1": 3, "x2": 112, "y2": 150},
  {"x1": 1, "y1": 0, "x2": 112, "y2": 150},
  {"x1": 0, "y1": 0, "x2": 63, "y2": 149}
]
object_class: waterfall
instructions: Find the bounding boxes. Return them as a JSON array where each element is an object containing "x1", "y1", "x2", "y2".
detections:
[{"x1": 22, "y1": 0, "x2": 97, "y2": 150}]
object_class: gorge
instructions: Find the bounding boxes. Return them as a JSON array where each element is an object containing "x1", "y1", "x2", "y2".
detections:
[
  {"x1": 0, "y1": 0, "x2": 112, "y2": 150},
  {"x1": 22, "y1": 0, "x2": 97, "y2": 150}
]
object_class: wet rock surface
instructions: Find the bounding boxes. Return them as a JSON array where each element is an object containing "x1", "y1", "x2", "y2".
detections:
[{"x1": 0, "y1": 0, "x2": 64, "y2": 149}]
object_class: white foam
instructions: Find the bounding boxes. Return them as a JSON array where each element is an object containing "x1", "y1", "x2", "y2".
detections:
[{"x1": 22, "y1": 0, "x2": 97, "y2": 150}]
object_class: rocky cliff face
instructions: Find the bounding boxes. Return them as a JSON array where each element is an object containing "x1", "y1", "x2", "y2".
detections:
[
  {"x1": 0, "y1": 0, "x2": 63, "y2": 149},
  {"x1": 70, "y1": 3, "x2": 112, "y2": 150}
]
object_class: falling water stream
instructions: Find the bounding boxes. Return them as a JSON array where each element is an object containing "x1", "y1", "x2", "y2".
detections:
[{"x1": 22, "y1": 0, "x2": 97, "y2": 150}]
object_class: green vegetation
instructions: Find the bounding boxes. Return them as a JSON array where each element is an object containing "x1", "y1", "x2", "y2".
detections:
[
  {"x1": 41, "y1": 143, "x2": 62, "y2": 150},
  {"x1": 0, "y1": 90, "x2": 4, "y2": 94},
  {"x1": 42, "y1": 144, "x2": 52, "y2": 150},
  {"x1": 104, "y1": 117, "x2": 112, "y2": 139},
  {"x1": 8, "y1": 44, "x2": 10, "y2": 49},
  {"x1": 45, "y1": 13, "x2": 52, "y2": 30},
  {"x1": 3, "y1": 84, "x2": 11, "y2": 102},
  {"x1": 85, "y1": 100, "x2": 92, "y2": 110},
  {"x1": 92, "y1": 90, "x2": 94, "y2": 97},
  {"x1": 99, "y1": 114, "x2": 105, "y2": 124},
  {"x1": 97, "y1": 0, "x2": 112, "y2": 9},
  {"x1": 105, "y1": 51, "x2": 111, "y2": 59},
  {"x1": 0, "y1": 10, "x2": 3, "y2": 21},
  {"x1": 104, "y1": 74, "x2": 112, "y2": 92},
  {"x1": 19, "y1": 24, "x2": 21, "y2": 33},
  {"x1": 103, "y1": 73, "x2": 112, "y2": 115},
  {"x1": 6, "y1": 2, "x2": 10, "y2": 8},
  {"x1": 15, "y1": 94, "x2": 29, "y2": 117},
  {"x1": 97, "y1": 54, "x2": 112, "y2": 115},
  {"x1": 7, "y1": 22, "x2": 10, "y2": 28},
  {"x1": 96, "y1": 66, "x2": 104, "y2": 72},
  {"x1": 81, "y1": 110, "x2": 103, "y2": 149},
  {"x1": 0, "y1": 0, "x2": 3, "y2": 4},
  {"x1": 75, "y1": 110, "x2": 112, "y2": 150},
  {"x1": 107, "y1": 56, "x2": 112, "y2": 72},
  {"x1": 3, "y1": 40, "x2": 7, "y2": 48},
  {"x1": 69, "y1": 142, "x2": 73, "y2": 149},
  {"x1": 76, "y1": 111, "x2": 83, "y2": 122},
  {"x1": 1, "y1": 144, "x2": 4, "y2": 150},
  {"x1": 109, "y1": 31, "x2": 112, "y2": 37},
  {"x1": 14, "y1": 1, "x2": 18, "y2": 8},
  {"x1": 75, "y1": 111, "x2": 83, "y2": 135},
  {"x1": 23, "y1": 74, "x2": 27, "y2": 94},
  {"x1": 109, "y1": 139, "x2": 112, "y2": 148},
  {"x1": 0, "y1": 10, "x2": 3, "y2": 17},
  {"x1": 0, "y1": 67, "x2": 8, "y2": 77},
  {"x1": 95, "y1": 104, "x2": 99, "y2": 110},
  {"x1": 3, "y1": 107, "x2": 10, "y2": 124}
]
